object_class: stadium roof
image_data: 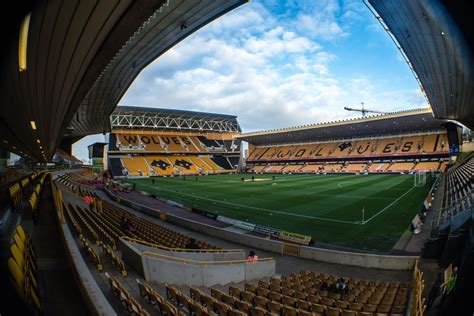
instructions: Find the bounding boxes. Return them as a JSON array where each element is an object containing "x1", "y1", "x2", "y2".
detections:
[
  {"x1": 0, "y1": 0, "x2": 247, "y2": 161},
  {"x1": 68, "y1": 1, "x2": 246, "y2": 138},
  {"x1": 368, "y1": 0, "x2": 474, "y2": 129},
  {"x1": 111, "y1": 106, "x2": 241, "y2": 133},
  {"x1": 238, "y1": 108, "x2": 450, "y2": 146}
]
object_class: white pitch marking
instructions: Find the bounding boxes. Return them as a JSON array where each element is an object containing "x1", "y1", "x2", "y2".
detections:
[
  {"x1": 362, "y1": 185, "x2": 417, "y2": 224},
  {"x1": 137, "y1": 183, "x2": 362, "y2": 225},
  {"x1": 131, "y1": 175, "x2": 417, "y2": 226}
]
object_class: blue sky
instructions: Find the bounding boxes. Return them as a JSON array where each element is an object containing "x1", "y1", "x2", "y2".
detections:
[{"x1": 73, "y1": 0, "x2": 427, "y2": 161}]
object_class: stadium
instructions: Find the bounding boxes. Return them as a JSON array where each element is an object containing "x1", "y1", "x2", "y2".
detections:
[{"x1": 0, "y1": 1, "x2": 473, "y2": 316}]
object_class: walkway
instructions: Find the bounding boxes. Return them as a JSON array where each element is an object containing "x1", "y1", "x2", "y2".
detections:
[{"x1": 31, "y1": 177, "x2": 87, "y2": 315}]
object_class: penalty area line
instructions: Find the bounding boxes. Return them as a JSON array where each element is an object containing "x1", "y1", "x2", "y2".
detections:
[{"x1": 361, "y1": 185, "x2": 417, "y2": 224}]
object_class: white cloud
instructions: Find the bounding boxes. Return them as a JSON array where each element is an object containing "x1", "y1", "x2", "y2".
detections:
[
  {"x1": 73, "y1": 1, "x2": 428, "y2": 161},
  {"x1": 290, "y1": 0, "x2": 349, "y2": 41},
  {"x1": 121, "y1": 1, "x2": 346, "y2": 132}
]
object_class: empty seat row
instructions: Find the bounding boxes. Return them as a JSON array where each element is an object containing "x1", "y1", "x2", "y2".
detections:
[
  {"x1": 443, "y1": 155, "x2": 473, "y2": 208},
  {"x1": 9, "y1": 171, "x2": 48, "y2": 209},
  {"x1": 100, "y1": 241, "x2": 127, "y2": 276},
  {"x1": 100, "y1": 199, "x2": 218, "y2": 250},
  {"x1": 143, "y1": 269, "x2": 410, "y2": 316},
  {"x1": 8, "y1": 225, "x2": 42, "y2": 314},
  {"x1": 106, "y1": 273, "x2": 149, "y2": 315},
  {"x1": 137, "y1": 279, "x2": 186, "y2": 315}
]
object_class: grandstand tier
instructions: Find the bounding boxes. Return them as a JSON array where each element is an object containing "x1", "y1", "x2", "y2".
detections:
[
  {"x1": 107, "y1": 107, "x2": 242, "y2": 178},
  {"x1": 247, "y1": 133, "x2": 449, "y2": 163},
  {"x1": 241, "y1": 109, "x2": 461, "y2": 175}
]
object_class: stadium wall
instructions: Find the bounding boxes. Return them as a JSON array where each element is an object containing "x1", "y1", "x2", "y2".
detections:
[
  {"x1": 299, "y1": 247, "x2": 417, "y2": 270},
  {"x1": 104, "y1": 188, "x2": 418, "y2": 270},
  {"x1": 119, "y1": 238, "x2": 145, "y2": 277},
  {"x1": 120, "y1": 238, "x2": 275, "y2": 286},
  {"x1": 173, "y1": 218, "x2": 417, "y2": 270},
  {"x1": 142, "y1": 254, "x2": 275, "y2": 287}
]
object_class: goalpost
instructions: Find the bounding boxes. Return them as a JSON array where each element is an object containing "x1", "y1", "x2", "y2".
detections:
[{"x1": 414, "y1": 172, "x2": 427, "y2": 187}]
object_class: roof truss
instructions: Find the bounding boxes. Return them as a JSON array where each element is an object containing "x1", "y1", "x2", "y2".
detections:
[{"x1": 110, "y1": 112, "x2": 240, "y2": 133}]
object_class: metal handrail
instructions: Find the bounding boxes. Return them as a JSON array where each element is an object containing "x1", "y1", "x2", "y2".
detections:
[
  {"x1": 142, "y1": 250, "x2": 274, "y2": 265},
  {"x1": 122, "y1": 236, "x2": 243, "y2": 253}
]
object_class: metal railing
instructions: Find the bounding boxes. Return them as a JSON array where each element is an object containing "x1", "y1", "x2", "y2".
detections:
[
  {"x1": 430, "y1": 192, "x2": 473, "y2": 236},
  {"x1": 142, "y1": 250, "x2": 274, "y2": 265},
  {"x1": 122, "y1": 236, "x2": 243, "y2": 253}
]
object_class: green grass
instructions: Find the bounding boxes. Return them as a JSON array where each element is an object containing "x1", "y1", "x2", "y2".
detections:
[{"x1": 123, "y1": 173, "x2": 433, "y2": 253}]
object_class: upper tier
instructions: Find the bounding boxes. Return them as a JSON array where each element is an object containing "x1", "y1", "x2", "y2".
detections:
[{"x1": 247, "y1": 133, "x2": 449, "y2": 162}]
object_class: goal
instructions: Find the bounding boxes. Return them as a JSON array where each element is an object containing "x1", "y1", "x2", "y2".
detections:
[{"x1": 414, "y1": 172, "x2": 426, "y2": 187}]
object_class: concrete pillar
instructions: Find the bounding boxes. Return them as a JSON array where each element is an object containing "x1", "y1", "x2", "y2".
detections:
[{"x1": 0, "y1": 146, "x2": 7, "y2": 171}]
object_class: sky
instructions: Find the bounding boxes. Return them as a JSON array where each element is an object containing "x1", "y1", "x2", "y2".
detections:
[{"x1": 73, "y1": 0, "x2": 428, "y2": 162}]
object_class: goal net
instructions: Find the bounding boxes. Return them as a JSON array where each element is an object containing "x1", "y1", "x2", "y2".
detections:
[{"x1": 414, "y1": 172, "x2": 426, "y2": 187}]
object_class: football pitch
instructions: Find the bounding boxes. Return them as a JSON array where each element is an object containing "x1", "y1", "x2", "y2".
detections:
[{"x1": 123, "y1": 173, "x2": 433, "y2": 252}]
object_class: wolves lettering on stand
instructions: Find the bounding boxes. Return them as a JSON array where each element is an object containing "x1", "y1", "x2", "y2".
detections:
[
  {"x1": 308, "y1": 146, "x2": 318, "y2": 156},
  {"x1": 175, "y1": 159, "x2": 193, "y2": 169},
  {"x1": 151, "y1": 160, "x2": 170, "y2": 170},
  {"x1": 401, "y1": 142, "x2": 413, "y2": 152},
  {"x1": 289, "y1": 149, "x2": 298, "y2": 157},
  {"x1": 383, "y1": 143, "x2": 395, "y2": 153},
  {"x1": 338, "y1": 142, "x2": 352, "y2": 151},
  {"x1": 357, "y1": 142, "x2": 370, "y2": 154},
  {"x1": 123, "y1": 135, "x2": 138, "y2": 144},
  {"x1": 276, "y1": 150, "x2": 291, "y2": 158},
  {"x1": 294, "y1": 149, "x2": 306, "y2": 157},
  {"x1": 181, "y1": 137, "x2": 191, "y2": 145},
  {"x1": 161, "y1": 136, "x2": 181, "y2": 145},
  {"x1": 310, "y1": 147, "x2": 324, "y2": 157},
  {"x1": 122, "y1": 135, "x2": 165, "y2": 145},
  {"x1": 268, "y1": 148, "x2": 279, "y2": 158},
  {"x1": 140, "y1": 135, "x2": 161, "y2": 144}
]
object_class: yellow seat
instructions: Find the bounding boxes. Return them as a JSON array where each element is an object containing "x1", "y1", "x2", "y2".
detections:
[
  {"x1": 222, "y1": 294, "x2": 236, "y2": 307},
  {"x1": 8, "y1": 257, "x2": 25, "y2": 289},
  {"x1": 244, "y1": 283, "x2": 257, "y2": 293},
  {"x1": 10, "y1": 244, "x2": 25, "y2": 269},
  {"x1": 282, "y1": 305, "x2": 298, "y2": 316},
  {"x1": 190, "y1": 287, "x2": 205, "y2": 301},
  {"x1": 363, "y1": 304, "x2": 377, "y2": 312},
  {"x1": 254, "y1": 296, "x2": 268, "y2": 308},
  {"x1": 211, "y1": 288, "x2": 225, "y2": 301},
  {"x1": 312, "y1": 303, "x2": 326, "y2": 314},
  {"x1": 215, "y1": 301, "x2": 232, "y2": 315},
  {"x1": 16, "y1": 225, "x2": 27, "y2": 241},
  {"x1": 327, "y1": 307, "x2": 342, "y2": 316},
  {"x1": 13, "y1": 233, "x2": 25, "y2": 253},
  {"x1": 189, "y1": 301, "x2": 207, "y2": 316},
  {"x1": 25, "y1": 282, "x2": 42, "y2": 312},
  {"x1": 267, "y1": 300, "x2": 282, "y2": 314},
  {"x1": 229, "y1": 310, "x2": 246, "y2": 316}
]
